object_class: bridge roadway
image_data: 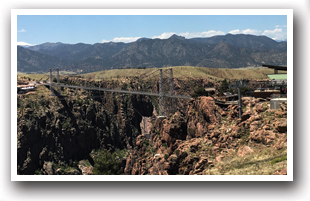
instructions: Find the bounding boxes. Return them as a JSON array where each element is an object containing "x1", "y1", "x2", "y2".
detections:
[{"x1": 42, "y1": 83, "x2": 192, "y2": 100}]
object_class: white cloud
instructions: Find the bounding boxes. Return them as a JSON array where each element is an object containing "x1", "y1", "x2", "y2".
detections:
[
  {"x1": 243, "y1": 29, "x2": 261, "y2": 35},
  {"x1": 179, "y1": 30, "x2": 225, "y2": 38},
  {"x1": 152, "y1": 32, "x2": 176, "y2": 39},
  {"x1": 102, "y1": 36, "x2": 141, "y2": 43},
  {"x1": 18, "y1": 29, "x2": 26, "y2": 33},
  {"x1": 276, "y1": 25, "x2": 287, "y2": 28},
  {"x1": 17, "y1": 42, "x2": 35, "y2": 46},
  {"x1": 262, "y1": 28, "x2": 286, "y2": 41},
  {"x1": 229, "y1": 29, "x2": 241, "y2": 34},
  {"x1": 101, "y1": 27, "x2": 287, "y2": 44},
  {"x1": 229, "y1": 29, "x2": 262, "y2": 35},
  {"x1": 263, "y1": 28, "x2": 282, "y2": 35}
]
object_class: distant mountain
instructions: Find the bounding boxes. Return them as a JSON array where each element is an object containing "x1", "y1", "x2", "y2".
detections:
[
  {"x1": 189, "y1": 34, "x2": 286, "y2": 51},
  {"x1": 17, "y1": 46, "x2": 65, "y2": 73},
  {"x1": 136, "y1": 37, "x2": 151, "y2": 42},
  {"x1": 27, "y1": 42, "x2": 65, "y2": 51},
  {"x1": 27, "y1": 42, "x2": 129, "y2": 63},
  {"x1": 18, "y1": 34, "x2": 287, "y2": 73}
]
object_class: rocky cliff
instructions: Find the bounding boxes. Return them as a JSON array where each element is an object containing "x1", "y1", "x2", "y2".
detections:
[
  {"x1": 17, "y1": 78, "x2": 153, "y2": 175},
  {"x1": 124, "y1": 97, "x2": 287, "y2": 175},
  {"x1": 17, "y1": 77, "x2": 287, "y2": 175}
]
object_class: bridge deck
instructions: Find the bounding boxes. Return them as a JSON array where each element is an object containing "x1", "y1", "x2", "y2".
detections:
[{"x1": 43, "y1": 83, "x2": 192, "y2": 100}]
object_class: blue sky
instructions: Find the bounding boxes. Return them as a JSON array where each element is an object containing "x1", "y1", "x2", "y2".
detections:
[{"x1": 17, "y1": 15, "x2": 287, "y2": 46}]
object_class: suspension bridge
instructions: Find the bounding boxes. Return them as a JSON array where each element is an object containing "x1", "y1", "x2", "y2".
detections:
[{"x1": 38, "y1": 67, "x2": 194, "y2": 117}]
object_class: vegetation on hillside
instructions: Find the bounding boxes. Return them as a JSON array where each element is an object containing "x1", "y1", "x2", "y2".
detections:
[
  {"x1": 18, "y1": 66, "x2": 286, "y2": 82},
  {"x1": 92, "y1": 149, "x2": 128, "y2": 175}
]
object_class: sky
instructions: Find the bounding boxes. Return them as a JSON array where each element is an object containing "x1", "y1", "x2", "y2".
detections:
[{"x1": 17, "y1": 14, "x2": 287, "y2": 46}]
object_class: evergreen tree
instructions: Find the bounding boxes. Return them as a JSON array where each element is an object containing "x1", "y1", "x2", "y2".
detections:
[{"x1": 92, "y1": 149, "x2": 123, "y2": 175}]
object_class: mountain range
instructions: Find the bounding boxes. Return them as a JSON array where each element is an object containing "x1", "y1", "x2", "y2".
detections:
[{"x1": 17, "y1": 34, "x2": 287, "y2": 73}]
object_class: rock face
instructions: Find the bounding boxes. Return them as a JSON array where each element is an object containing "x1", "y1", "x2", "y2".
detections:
[
  {"x1": 17, "y1": 76, "x2": 287, "y2": 175},
  {"x1": 17, "y1": 78, "x2": 153, "y2": 175},
  {"x1": 124, "y1": 96, "x2": 288, "y2": 175}
]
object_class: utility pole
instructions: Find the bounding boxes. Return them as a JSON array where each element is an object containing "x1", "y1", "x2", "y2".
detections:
[
  {"x1": 238, "y1": 87, "x2": 242, "y2": 118},
  {"x1": 229, "y1": 79, "x2": 249, "y2": 119},
  {"x1": 49, "y1": 68, "x2": 53, "y2": 96}
]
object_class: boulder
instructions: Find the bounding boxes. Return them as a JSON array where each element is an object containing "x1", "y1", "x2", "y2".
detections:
[
  {"x1": 275, "y1": 118, "x2": 287, "y2": 133},
  {"x1": 237, "y1": 146, "x2": 254, "y2": 157},
  {"x1": 42, "y1": 161, "x2": 54, "y2": 175},
  {"x1": 194, "y1": 157, "x2": 208, "y2": 170},
  {"x1": 241, "y1": 111, "x2": 251, "y2": 122},
  {"x1": 256, "y1": 104, "x2": 264, "y2": 113}
]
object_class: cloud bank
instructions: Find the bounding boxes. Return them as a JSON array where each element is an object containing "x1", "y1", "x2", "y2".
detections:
[
  {"x1": 180, "y1": 30, "x2": 225, "y2": 38},
  {"x1": 17, "y1": 42, "x2": 35, "y2": 46},
  {"x1": 101, "y1": 26, "x2": 287, "y2": 43},
  {"x1": 102, "y1": 36, "x2": 142, "y2": 43}
]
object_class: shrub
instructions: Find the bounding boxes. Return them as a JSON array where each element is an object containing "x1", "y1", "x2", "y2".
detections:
[
  {"x1": 219, "y1": 79, "x2": 229, "y2": 95},
  {"x1": 92, "y1": 149, "x2": 123, "y2": 175},
  {"x1": 162, "y1": 142, "x2": 167, "y2": 148},
  {"x1": 144, "y1": 140, "x2": 150, "y2": 146},
  {"x1": 62, "y1": 118, "x2": 71, "y2": 129},
  {"x1": 191, "y1": 87, "x2": 207, "y2": 98},
  {"x1": 240, "y1": 87, "x2": 250, "y2": 96},
  {"x1": 34, "y1": 169, "x2": 42, "y2": 175},
  {"x1": 174, "y1": 149, "x2": 180, "y2": 156},
  {"x1": 270, "y1": 155, "x2": 287, "y2": 165},
  {"x1": 164, "y1": 154, "x2": 169, "y2": 161}
]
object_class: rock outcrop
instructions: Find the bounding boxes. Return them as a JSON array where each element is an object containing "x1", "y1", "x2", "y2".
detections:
[
  {"x1": 17, "y1": 78, "x2": 153, "y2": 175},
  {"x1": 124, "y1": 96, "x2": 287, "y2": 175}
]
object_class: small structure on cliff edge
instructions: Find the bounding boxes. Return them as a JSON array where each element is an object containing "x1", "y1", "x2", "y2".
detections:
[
  {"x1": 216, "y1": 92, "x2": 238, "y2": 102},
  {"x1": 262, "y1": 64, "x2": 287, "y2": 109},
  {"x1": 204, "y1": 87, "x2": 216, "y2": 96}
]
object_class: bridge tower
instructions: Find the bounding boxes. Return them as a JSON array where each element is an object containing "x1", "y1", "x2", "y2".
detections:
[
  {"x1": 169, "y1": 67, "x2": 174, "y2": 96},
  {"x1": 49, "y1": 68, "x2": 54, "y2": 96},
  {"x1": 56, "y1": 68, "x2": 60, "y2": 92},
  {"x1": 158, "y1": 68, "x2": 165, "y2": 117}
]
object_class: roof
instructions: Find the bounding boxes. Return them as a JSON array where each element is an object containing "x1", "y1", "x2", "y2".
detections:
[
  {"x1": 267, "y1": 74, "x2": 287, "y2": 80},
  {"x1": 254, "y1": 89, "x2": 280, "y2": 92},
  {"x1": 262, "y1": 64, "x2": 287, "y2": 71}
]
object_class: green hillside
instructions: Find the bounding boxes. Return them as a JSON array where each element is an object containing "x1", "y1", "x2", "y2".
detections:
[{"x1": 18, "y1": 66, "x2": 287, "y2": 82}]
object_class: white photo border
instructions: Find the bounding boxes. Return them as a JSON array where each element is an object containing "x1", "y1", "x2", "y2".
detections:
[{"x1": 11, "y1": 9, "x2": 293, "y2": 181}]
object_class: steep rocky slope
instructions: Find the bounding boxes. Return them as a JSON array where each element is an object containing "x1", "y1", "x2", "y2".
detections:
[
  {"x1": 17, "y1": 76, "x2": 287, "y2": 175},
  {"x1": 124, "y1": 97, "x2": 287, "y2": 175},
  {"x1": 17, "y1": 78, "x2": 153, "y2": 175}
]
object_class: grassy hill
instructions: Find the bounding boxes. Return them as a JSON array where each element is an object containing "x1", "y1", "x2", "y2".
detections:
[{"x1": 18, "y1": 66, "x2": 287, "y2": 82}]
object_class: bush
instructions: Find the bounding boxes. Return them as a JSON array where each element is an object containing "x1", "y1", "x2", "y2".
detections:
[
  {"x1": 62, "y1": 118, "x2": 71, "y2": 129},
  {"x1": 144, "y1": 140, "x2": 150, "y2": 146},
  {"x1": 92, "y1": 149, "x2": 123, "y2": 175},
  {"x1": 164, "y1": 154, "x2": 169, "y2": 161},
  {"x1": 219, "y1": 79, "x2": 229, "y2": 95},
  {"x1": 191, "y1": 87, "x2": 207, "y2": 98},
  {"x1": 270, "y1": 155, "x2": 287, "y2": 165}
]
